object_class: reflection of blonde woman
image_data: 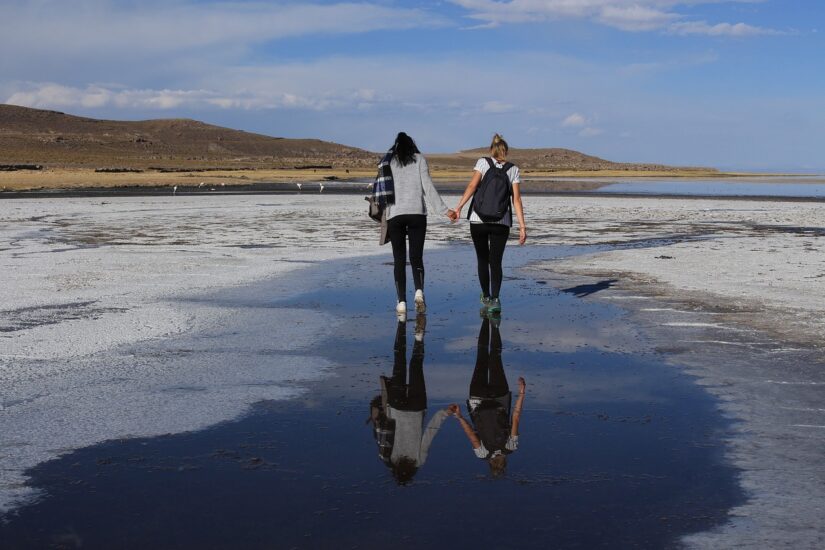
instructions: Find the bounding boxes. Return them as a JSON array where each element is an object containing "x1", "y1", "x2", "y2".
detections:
[
  {"x1": 453, "y1": 134, "x2": 526, "y2": 315},
  {"x1": 448, "y1": 316, "x2": 525, "y2": 477}
]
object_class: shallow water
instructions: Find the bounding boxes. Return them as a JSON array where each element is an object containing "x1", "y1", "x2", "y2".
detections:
[
  {"x1": 578, "y1": 177, "x2": 825, "y2": 198},
  {"x1": 0, "y1": 245, "x2": 743, "y2": 549}
]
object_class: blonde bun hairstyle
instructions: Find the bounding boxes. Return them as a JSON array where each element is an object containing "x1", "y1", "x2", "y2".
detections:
[{"x1": 490, "y1": 133, "x2": 509, "y2": 160}]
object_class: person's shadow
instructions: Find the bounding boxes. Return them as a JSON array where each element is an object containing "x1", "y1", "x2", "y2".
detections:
[
  {"x1": 561, "y1": 279, "x2": 618, "y2": 297},
  {"x1": 367, "y1": 315, "x2": 450, "y2": 485},
  {"x1": 448, "y1": 316, "x2": 526, "y2": 478}
]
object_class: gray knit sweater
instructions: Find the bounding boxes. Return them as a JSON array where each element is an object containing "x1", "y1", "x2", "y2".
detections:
[{"x1": 385, "y1": 154, "x2": 449, "y2": 220}]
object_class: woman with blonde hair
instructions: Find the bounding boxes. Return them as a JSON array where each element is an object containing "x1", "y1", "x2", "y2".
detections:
[{"x1": 452, "y1": 134, "x2": 526, "y2": 315}]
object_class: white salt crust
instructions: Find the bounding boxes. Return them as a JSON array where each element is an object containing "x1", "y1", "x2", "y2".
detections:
[{"x1": 2, "y1": 193, "x2": 825, "y2": 547}]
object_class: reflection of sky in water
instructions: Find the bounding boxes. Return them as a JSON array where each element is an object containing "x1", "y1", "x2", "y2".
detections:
[
  {"x1": 0, "y1": 245, "x2": 744, "y2": 548},
  {"x1": 594, "y1": 179, "x2": 825, "y2": 197}
]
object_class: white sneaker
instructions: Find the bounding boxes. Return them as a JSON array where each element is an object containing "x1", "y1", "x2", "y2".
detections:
[
  {"x1": 396, "y1": 301, "x2": 407, "y2": 314},
  {"x1": 414, "y1": 290, "x2": 426, "y2": 314},
  {"x1": 414, "y1": 314, "x2": 426, "y2": 342}
]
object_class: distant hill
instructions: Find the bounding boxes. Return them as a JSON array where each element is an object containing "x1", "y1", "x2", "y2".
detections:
[
  {"x1": 0, "y1": 104, "x2": 708, "y2": 173},
  {"x1": 429, "y1": 147, "x2": 708, "y2": 172},
  {"x1": 0, "y1": 104, "x2": 377, "y2": 169}
]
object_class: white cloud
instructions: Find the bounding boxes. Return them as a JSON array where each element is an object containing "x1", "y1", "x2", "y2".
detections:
[
  {"x1": 8, "y1": 84, "x2": 207, "y2": 111},
  {"x1": 562, "y1": 113, "x2": 587, "y2": 127},
  {"x1": 561, "y1": 113, "x2": 604, "y2": 136},
  {"x1": 598, "y1": 4, "x2": 677, "y2": 32},
  {"x1": 669, "y1": 21, "x2": 782, "y2": 36},
  {"x1": 451, "y1": 0, "x2": 779, "y2": 36},
  {"x1": 0, "y1": 1, "x2": 445, "y2": 60},
  {"x1": 5, "y1": 83, "x2": 369, "y2": 112}
]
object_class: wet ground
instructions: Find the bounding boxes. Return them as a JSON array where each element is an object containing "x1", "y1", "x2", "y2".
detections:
[
  {"x1": 586, "y1": 178, "x2": 825, "y2": 198},
  {"x1": 0, "y1": 245, "x2": 744, "y2": 549},
  {"x1": 3, "y1": 175, "x2": 825, "y2": 201}
]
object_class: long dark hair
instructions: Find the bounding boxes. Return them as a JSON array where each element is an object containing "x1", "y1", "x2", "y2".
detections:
[{"x1": 393, "y1": 132, "x2": 420, "y2": 166}]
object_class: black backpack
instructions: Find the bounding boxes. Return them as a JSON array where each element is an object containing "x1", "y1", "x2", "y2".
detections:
[
  {"x1": 471, "y1": 399, "x2": 511, "y2": 456},
  {"x1": 469, "y1": 157, "x2": 514, "y2": 222}
]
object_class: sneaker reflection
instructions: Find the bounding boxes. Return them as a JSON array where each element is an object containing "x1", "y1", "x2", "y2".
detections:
[
  {"x1": 449, "y1": 315, "x2": 526, "y2": 478},
  {"x1": 368, "y1": 315, "x2": 449, "y2": 485}
]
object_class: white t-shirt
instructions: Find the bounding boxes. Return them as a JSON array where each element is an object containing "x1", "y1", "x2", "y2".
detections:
[
  {"x1": 473, "y1": 437, "x2": 519, "y2": 459},
  {"x1": 469, "y1": 158, "x2": 520, "y2": 226}
]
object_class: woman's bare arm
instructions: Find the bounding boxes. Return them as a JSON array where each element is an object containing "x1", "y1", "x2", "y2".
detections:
[
  {"x1": 448, "y1": 404, "x2": 481, "y2": 449},
  {"x1": 453, "y1": 171, "x2": 482, "y2": 218},
  {"x1": 511, "y1": 377, "x2": 526, "y2": 437},
  {"x1": 512, "y1": 184, "x2": 527, "y2": 245}
]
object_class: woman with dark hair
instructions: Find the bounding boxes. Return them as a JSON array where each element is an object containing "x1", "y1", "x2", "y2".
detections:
[
  {"x1": 452, "y1": 133, "x2": 526, "y2": 315},
  {"x1": 368, "y1": 316, "x2": 450, "y2": 485},
  {"x1": 374, "y1": 132, "x2": 456, "y2": 317}
]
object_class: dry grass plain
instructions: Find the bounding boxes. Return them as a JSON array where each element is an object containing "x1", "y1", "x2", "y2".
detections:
[{"x1": 0, "y1": 167, "x2": 756, "y2": 192}]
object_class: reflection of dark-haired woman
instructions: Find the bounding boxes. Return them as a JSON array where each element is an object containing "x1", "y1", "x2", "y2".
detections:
[
  {"x1": 368, "y1": 317, "x2": 449, "y2": 485},
  {"x1": 449, "y1": 316, "x2": 525, "y2": 477}
]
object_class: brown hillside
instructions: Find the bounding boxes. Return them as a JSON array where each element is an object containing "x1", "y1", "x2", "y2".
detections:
[
  {"x1": 0, "y1": 104, "x2": 709, "y2": 174},
  {"x1": 429, "y1": 147, "x2": 710, "y2": 173},
  {"x1": 0, "y1": 104, "x2": 377, "y2": 169}
]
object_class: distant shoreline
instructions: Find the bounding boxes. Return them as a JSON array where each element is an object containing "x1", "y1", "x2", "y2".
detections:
[
  {"x1": 1, "y1": 166, "x2": 819, "y2": 194},
  {"x1": 3, "y1": 182, "x2": 825, "y2": 203}
]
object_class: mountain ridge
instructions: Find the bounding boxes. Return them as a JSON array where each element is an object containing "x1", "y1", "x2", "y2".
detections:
[
  {"x1": 0, "y1": 104, "x2": 710, "y2": 172},
  {"x1": 0, "y1": 104, "x2": 376, "y2": 169}
]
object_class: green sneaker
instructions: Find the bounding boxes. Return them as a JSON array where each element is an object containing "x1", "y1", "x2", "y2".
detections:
[
  {"x1": 487, "y1": 297, "x2": 502, "y2": 315},
  {"x1": 479, "y1": 294, "x2": 492, "y2": 316}
]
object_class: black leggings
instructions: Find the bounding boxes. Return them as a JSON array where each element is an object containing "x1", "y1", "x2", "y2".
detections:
[
  {"x1": 388, "y1": 214, "x2": 427, "y2": 303},
  {"x1": 470, "y1": 317, "x2": 508, "y2": 398},
  {"x1": 386, "y1": 320, "x2": 426, "y2": 411},
  {"x1": 470, "y1": 223, "x2": 510, "y2": 299}
]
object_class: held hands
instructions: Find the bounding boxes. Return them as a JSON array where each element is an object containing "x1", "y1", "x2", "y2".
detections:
[
  {"x1": 447, "y1": 404, "x2": 462, "y2": 418},
  {"x1": 446, "y1": 209, "x2": 458, "y2": 222},
  {"x1": 451, "y1": 206, "x2": 462, "y2": 224}
]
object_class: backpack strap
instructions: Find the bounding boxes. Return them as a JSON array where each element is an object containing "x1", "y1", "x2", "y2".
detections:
[
  {"x1": 469, "y1": 158, "x2": 494, "y2": 220},
  {"x1": 500, "y1": 162, "x2": 515, "y2": 215}
]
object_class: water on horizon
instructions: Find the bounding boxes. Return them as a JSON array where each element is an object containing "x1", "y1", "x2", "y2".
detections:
[{"x1": 557, "y1": 176, "x2": 825, "y2": 198}]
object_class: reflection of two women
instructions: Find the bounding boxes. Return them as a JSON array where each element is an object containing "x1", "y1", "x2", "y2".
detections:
[
  {"x1": 369, "y1": 317, "x2": 450, "y2": 485},
  {"x1": 369, "y1": 315, "x2": 526, "y2": 482},
  {"x1": 449, "y1": 316, "x2": 525, "y2": 478}
]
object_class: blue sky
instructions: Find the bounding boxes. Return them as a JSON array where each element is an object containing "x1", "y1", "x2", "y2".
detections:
[{"x1": 1, "y1": 0, "x2": 823, "y2": 170}]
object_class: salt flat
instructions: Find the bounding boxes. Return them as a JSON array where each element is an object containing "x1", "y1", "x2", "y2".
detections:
[
  {"x1": 0, "y1": 195, "x2": 389, "y2": 514},
  {"x1": 529, "y1": 196, "x2": 825, "y2": 549},
  {"x1": 1, "y1": 193, "x2": 824, "y2": 547}
]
